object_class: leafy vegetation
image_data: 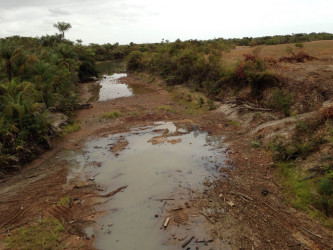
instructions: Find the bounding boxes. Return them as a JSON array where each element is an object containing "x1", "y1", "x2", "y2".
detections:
[
  {"x1": 268, "y1": 88, "x2": 293, "y2": 116},
  {"x1": 62, "y1": 121, "x2": 81, "y2": 135},
  {"x1": 88, "y1": 32, "x2": 333, "y2": 63},
  {"x1": 0, "y1": 25, "x2": 98, "y2": 171},
  {"x1": 126, "y1": 38, "x2": 281, "y2": 105}
]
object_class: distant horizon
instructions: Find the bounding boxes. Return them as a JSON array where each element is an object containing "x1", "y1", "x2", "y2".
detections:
[
  {"x1": 1, "y1": 0, "x2": 332, "y2": 45},
  {"x1": 2, "y1": 31, "x2": 333, "y2": 46}
]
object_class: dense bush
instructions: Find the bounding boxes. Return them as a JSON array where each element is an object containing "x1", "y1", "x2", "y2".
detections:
[
  {"x1": 268, "y1": 88, "x2": 293, "y2": 116},
  {"x1": 126, "y1": 39, "x2": 280, "y2": 101},
  {"x1": 0, "y1": 36, "x2": 98, "y2": 170}
]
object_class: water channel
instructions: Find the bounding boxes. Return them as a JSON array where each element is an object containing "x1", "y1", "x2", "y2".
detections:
[{"x1": 67, "y1": 61, "x2": 229, "y2": 249}]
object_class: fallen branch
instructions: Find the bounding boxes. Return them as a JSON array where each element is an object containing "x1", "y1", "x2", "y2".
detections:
[
  {"x1": 182, "y1": 236, "x2": 194, "y2": 248},
  {"x1": 99, "y1": 185, "x2": 128, "y2": 198},
  {"x1": 199, "y1": 211, "x2": 215, "y2": 224},
  {"x1": 263, "y1": 202, "x2": 278, "y2": 212},
  {"x1": 172, "y1": 207, "x2": 183, "y2": 211},
  {"x1": 154, "y1": 198, "x2": 175, "y2": 201},
  {"x1": 239, "y1": 104, "x2": 272, "y2": 112},
  {"x1": 163, "y1": 217, "x2": 170, "y2": 228},
  {"x1": 302, "y1": 227, "x2": 323, "y2": 239},
  {"x1": 161, "y1": 201, "x2": 167, "y2": 213},
  {"x1": 230, "y1": 191, "x2": 253, "y2": 201}
]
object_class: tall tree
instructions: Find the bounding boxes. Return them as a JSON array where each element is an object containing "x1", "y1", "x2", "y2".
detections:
[{"x1": 53, "y1": 22, "x2": 72, "y2": 39}]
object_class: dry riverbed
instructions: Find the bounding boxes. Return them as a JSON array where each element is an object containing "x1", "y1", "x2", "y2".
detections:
[{"x1": 1, "y1": 73, "x2": 333, "y2": 249}]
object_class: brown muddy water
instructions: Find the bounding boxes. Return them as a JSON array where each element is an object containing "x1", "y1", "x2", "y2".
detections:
[{"x1": 64, "y1": 122, "x2": 231, "y2": 250}]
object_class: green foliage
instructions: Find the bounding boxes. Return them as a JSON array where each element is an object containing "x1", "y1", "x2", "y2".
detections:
[
  {"x1": 271, "y1": 139, "x2": 315, "y2": 161},
  {"x1": 295, "y1": 42, "x2": 304, "y2": 49},
  {"x1": 5, "y1": 217, "x2": 65, "y2": 249},
  {"x1": 276, "y1": 162, "x2": 315, "y2": 211},
  {"x1": 127, "y1": 51, "x2": 144, "y2": 71},
  {"x1": 0, "y1": 35, "x2": 98, "y2": 169},
  {"x1": 101, "y1": 111, "x2": 122, "y2": 119},
  {"x1": 53, "y1": 21, "x2": 72, "y2": 39},
  {"x1": 229, "y1": 120, "x2": 239, "y2": 126},
  {"x1": 228, "y1": 32, "x2": 333, "y2": 46},
  {"x1": 207, "y1": 99, "x2": 216, "y2": 110},
  {"x1": 57, "y1": 196, "x2": 71, "y2": 207},
  {"x1": 197, "y1": 97, "x2": 205, "y2": 107},
  {"x1": 62, "y1": 121, "x2": 81, "y2": 135},
  {"x1": 268, "y1": 88, "x2": 293, "y2": 116}
]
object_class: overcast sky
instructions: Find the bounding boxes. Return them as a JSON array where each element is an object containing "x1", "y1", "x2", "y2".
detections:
[{"x1": 1, "y1": 0, "x2": 332, "y2": 45}]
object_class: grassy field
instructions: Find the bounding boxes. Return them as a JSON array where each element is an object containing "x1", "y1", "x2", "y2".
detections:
[{"x1": 224, "y1": 40, "x2": 333, "y2": 62}]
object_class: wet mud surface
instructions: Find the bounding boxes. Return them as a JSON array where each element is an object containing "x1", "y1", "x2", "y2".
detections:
[{"x1": 65, "y1": 122, "x2": 229, "y2": 249}]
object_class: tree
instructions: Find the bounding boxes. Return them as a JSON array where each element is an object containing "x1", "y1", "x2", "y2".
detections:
[
  {"x1": 0, "y1": 40, "x2": 27, "y2": 82},
  {"x1": 53, "y1": 22, "x2": 72, "y2": 39}
]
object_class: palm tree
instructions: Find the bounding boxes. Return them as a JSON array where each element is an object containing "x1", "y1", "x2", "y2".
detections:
[
  {"x1": 53, "y1": 22, "x2": 72, "y2": 39},
  {"x1": 0, "y1": 79, "x2": 36, "y2": 125},
  {"x1": 0, "y1": 40, "x2": 26, "y2": 82}
]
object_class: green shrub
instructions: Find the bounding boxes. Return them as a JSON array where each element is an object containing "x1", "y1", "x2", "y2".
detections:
[
  {"x1": 268, "y1": 88, "x2": 293, "y2": 116},
  {"x1": 317, "y1": 178, "x2": 333, "y2": 216},
  {"x1": 126, "y1": 51, "x2": 144, "y2": 71},
  {"x1": 62, "y1": 121, "x2": 81, "y2": 135}
]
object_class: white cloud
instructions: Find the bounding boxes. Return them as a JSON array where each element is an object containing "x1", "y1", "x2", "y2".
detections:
[{"x1": 0, "y1": 0, "x2": 332, "y2": 44}]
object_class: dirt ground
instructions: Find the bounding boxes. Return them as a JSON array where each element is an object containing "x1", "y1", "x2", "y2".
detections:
[{"x1": 1, "y1": 44, "x2": 333, "y2": 249}]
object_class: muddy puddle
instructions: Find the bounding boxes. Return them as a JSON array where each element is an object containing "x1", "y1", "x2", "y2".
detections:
[
  {"x1": 65, "y1": 122, "x2": 231, "y2": 249},
  {"x1": 89, "y1": 61, "x2": 152, "y2": 102}
]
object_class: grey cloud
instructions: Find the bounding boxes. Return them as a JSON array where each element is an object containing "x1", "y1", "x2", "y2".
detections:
[
  {"x1": 49, "y1": 8, "x2": 70, "y2": 16},
  {"x1": 2, "y1": 0, "x2": 124, "y2": 9}
]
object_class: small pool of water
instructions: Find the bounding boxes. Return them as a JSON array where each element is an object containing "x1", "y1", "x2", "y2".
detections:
[
  {"x1": 89, "y1": 61, "x2": 152, "y2": 102},
  {"x1": 66, "y1": 122, "x2": 230, "y2": 250},
  {"x1": 89, "y1": 73, "x2": 132, "y2": 102}
]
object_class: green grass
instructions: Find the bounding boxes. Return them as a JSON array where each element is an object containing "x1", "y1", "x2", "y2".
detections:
[
  {"x1": 5, "y1": 217, "x2": 65, "y2": 250},
  {"x1": 62, "y1": 121, "x2": 81, "y2": 135},
  {"x1": 156, "y1": 105, "x2": 175, "y2": 113},
  {"x1": 126, "y1": 110, "x2": 140, "y2": 116},
  {"x1": 57, "y1": 196, "x2": 71, "y2": 207},
  {"x1": 276, "y1": 162, "x2": 333, "y2": 227},
  {"x1": 229, "y1": 120, "x2": 239, "y2": 126},
  {"x1": 101, "y1": 111, "x2": 122, "y2": 120},
  {"x1": 277, "y1": 162, "x2": 314, "y2": 211}
]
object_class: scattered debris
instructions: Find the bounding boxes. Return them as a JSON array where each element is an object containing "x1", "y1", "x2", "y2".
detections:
[
  {"x1": 163, "y1": 217, "x2": 171, "y2": 228},
  {"x1": 154, "y1": 198, "x2": 175, "y2": 201},
  {"x1": 99, "y1": 185, "x2": 128, "y2": 198},
  {"x1": 230, "y1": 191, "x2": 253, "y2": 201},
  {"x1": 182, "y1": 236, "x2": 195, "y2": 248},
  {"x1": 302, "y1": 173, "x2": 316, "y2": 181},
  {"x1": 172, "y1": 207, "x2": 183, "y2": 211},
  {"x1": 199, "y1": 211, "x2": 215, "y2": 224},
  {"x1": 301, "y1": 227, "x2": 323, "y2": 239},
  {"x1": 227, "y1": 201, "x2": 235, "y2": 207},
  {"x1": 263, "y1": 202, "x2": 278, "y2": 212},
  {"x1": 261, "y1": 190, "x2": 269, "y2": 196}
]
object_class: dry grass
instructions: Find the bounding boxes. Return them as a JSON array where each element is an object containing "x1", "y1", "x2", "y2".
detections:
[{"x1": 223, "y1": 40, "x2": 333, "y2": 63}]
